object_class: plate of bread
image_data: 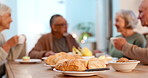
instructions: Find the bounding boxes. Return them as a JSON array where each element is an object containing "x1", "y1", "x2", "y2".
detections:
[
  {"x1": 45, "y1": 52, "x2": 109, "y2": 76},
  {"x1": 53, "y1": 58, "x2": 108, "y2": 76}
]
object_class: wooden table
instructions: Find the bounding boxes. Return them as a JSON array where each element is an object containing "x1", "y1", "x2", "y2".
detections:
[{"x1": 5, "y1": 61, "x2": 148, "y2": 78}]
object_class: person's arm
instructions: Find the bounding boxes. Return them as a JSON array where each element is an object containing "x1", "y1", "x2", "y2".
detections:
[
  {"x1": 122, "y1": 43, "x2": 148, "y2": 64},
  {"x1": 8, "y1": 43, "x2": 26, "y2": 60},
  {"x1": 134, "y1": 35, "x2": 146, "y2": 48},
  {"x1": 0, "y1": 36, "x2": 18, "y2": 61},
  {"x1": 29, "y1": 37, "x2": 46, "y2": 59},
  {"x1": 0, "y1": 47, "x2": 8, "y2": 62},
  {"x1": 114, "y1": 37, "x2": 148, "y2": 64},
  {"x1": 29, "y1": 35, "x2": 55, "y2": 59},
  {"x1": 2, "y1": 36, "x2": 18, "y2": 52}
]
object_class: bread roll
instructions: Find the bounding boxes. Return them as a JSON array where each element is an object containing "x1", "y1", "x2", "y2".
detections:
[
  {"x1": 73, "y1": 54, "x2": 83, "y2": 59},
  {"x1": 117, "y1": 57, "x2": 129, "y2": 62},
  {"x1": 55, "y1": 59, "x2": 87, "y2": 71},
  {"x1": 55, "y1": 52, "x2": 67, "y2": 57},
  {"x1": 54, "y1": 54, "x2": 75, "y2": 64},
  {"x1": 77, "y1": 59, "x2": 88, "y2": 67},
  {"x1": 45, "y1": 55, "x2": 56, "y2": 65},
  {"x1": 88, "y1": 58, "x2": 106, "y2": 69}
]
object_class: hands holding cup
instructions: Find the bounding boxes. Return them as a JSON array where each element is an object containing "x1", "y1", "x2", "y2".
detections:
[
  {"x1": 7, "y1": 36, "x2": 19, "y2": 48},
  {"x1": 8, "y1": 34, "x2": 26, "y2": 46},
  {"x1": 110, "y1": 37, "x2": 119, "y2": 46},
  {"x1": 2, "y1": 35, "x2": 26, "y2": 52},
  {"x1": 111, "y1": 37, "x2": 127, "y2": 50}
]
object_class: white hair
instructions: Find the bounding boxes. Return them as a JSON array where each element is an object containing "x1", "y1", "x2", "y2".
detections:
[
  {"x1": 116, "y1": 10, "x2": 138, "y2": 29},
  {"x1": 0, "y1": 3, "x2": 11, "y2": 16}
]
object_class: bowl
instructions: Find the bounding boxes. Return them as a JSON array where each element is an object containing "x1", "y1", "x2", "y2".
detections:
[{"x1": 109, "y1": 60, "x2": 140, "y2": 72}]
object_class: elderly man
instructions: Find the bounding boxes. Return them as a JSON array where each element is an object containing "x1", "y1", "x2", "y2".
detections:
[
  {"x1": 29, "y1": 14, "x2": 79, "y2": 59},
  {"x1": 114, "y1": 0, "x2": 148, "y2": 64},
  {"x1": 0, "y1": 3, "x2": 26, "y2": 77}
]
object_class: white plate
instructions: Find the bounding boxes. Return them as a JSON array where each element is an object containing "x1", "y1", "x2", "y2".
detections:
[
  {"x1": 42, "y1": 57, "x2": 48, "y2": 60},
  {"x1": 15, "y1": 59, "x2": 41, "y2": 64},
  {"x1": 53, "y1": 68, "x2": 98, "y2": 77},
  {"x1": 43, "y1": 64, "x2": 55, "y2": 67},
  {"x1": 43, "y1": 64, "x2": 55, "y2": 69}
]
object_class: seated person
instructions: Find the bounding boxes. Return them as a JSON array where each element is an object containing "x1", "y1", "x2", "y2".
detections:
[
  {"x1": 109, "y1": 10, "x2": 146, "y2": 58},
  {"x1": 0, "y1": 3, "x2": 26, "y2": 77},
  {"x1": 29, "y1": 14, "x2": 80, "y2": 59}
]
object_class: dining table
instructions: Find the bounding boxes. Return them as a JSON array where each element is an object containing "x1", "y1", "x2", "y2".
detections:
[{"x1": 5, "y1": 60, "x2": 148, "y2": 78}]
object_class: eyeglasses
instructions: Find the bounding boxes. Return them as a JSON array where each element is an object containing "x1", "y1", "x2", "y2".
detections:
[{"x1": 54, "y1": 23, "x2": 68, "y2": 26}]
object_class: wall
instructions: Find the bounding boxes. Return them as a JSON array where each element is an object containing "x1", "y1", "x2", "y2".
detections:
[
  {"x1": 66, "y1": 0, "x2": 97, "y2": 50},
  {"x1": 17, "y1": 0, "x2": 66, "y2": 52},
  {"x1": 95, "y1": 0, "x2": 108, "y2": 51},
  {"x1": 2, "y1": 0, "x2": 66, "y2": 53},
  {"x1": 0, "y1": 0, "x2": 5, "y2": 3}
]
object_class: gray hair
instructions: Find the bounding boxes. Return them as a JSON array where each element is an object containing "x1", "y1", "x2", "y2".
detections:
[
  {"x1": 0, "y1": 3, "x2": 11, "y2": 16},
  {"x1": 116, "y1": 10, "x2": 138, "y2": 29}
]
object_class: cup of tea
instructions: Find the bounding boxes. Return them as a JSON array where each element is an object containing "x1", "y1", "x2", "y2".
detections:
[
  {"x1": 18, "y1": 35, "x2": 26, "y2": 44},
  {"x1": 110, "y1": 37, "x2": 118, "y2": 46}
]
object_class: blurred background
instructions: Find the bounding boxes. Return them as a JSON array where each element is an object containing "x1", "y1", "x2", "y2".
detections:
[{"x1": 0, "y1": 0, "x2": 142, "y2": 54}]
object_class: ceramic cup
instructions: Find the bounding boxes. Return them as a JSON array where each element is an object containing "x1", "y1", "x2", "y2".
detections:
[
  {"x1": 18, "y1": 35, "x2": 26, "y2": 44},
  {"x1": 110, "y1": 37, "x2": 118, "y2": 46}
]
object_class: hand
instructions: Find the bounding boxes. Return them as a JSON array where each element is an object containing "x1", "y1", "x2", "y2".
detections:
[
  {"x1": 44, "y1": 51, "x2": 55, "y2": 57},
  {"x1": 114, "y1": 37, "x2": 127, "y2": 50},
  {"x1": 93, "y1": 50, "x2": 102, "y2": 53},
  {"x1": 2, "y1": 36, "x2": 19, "y2": 52},
  {"x1": 7, "y1": 36, "x2": 19, "y2": 47}
]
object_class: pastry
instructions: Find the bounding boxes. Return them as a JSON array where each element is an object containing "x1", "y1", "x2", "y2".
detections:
[
  {"x1": 117, "y1": 58, "x2": 129, "y2": 62},
  {"x1": 88, "y1": 58, "x2": 106, "y2": 69},
  {"x1": 22, "y1": 56, "x2": 30, "y2": 61},
  {"x1": 55, "y1": 59, "x2": 87, "y2": 71}
]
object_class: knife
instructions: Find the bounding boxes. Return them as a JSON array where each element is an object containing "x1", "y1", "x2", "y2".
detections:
[{"x1": 84, "y1": 68, "x2": 110, "y2": 71}]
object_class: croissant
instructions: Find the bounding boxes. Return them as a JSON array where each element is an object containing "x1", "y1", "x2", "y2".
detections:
[
  {"x1": 55, "y1": 52, "x2": 68, "y2": 57},
  {"x1": 46, "y1": 52, "x2": 75, "y2": 65},
  {"x1": 45, "y1": 55, "x2": 56, "y2": 65},
  {"x1": 55, "y1": 59, "x2": 87, "y2": 71},
  {"x1": 77, "y1": 59, "x2": 88, "y2": 67},
  {"x1": 73, "y1": 54, "x2": 83, "y2": 59},
  {"x1": 88, "y1": 58, "x2": 106, "y2": 69},
  {"x1": 54, "y1": 54, "x2": 75, "y2": 64}
]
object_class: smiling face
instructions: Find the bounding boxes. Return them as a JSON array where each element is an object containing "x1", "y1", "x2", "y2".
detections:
[
  {"x1": 138, "y1": 0, "x2": 148, "y2": 26},
  {"x1": 0, "y1": 12, "x2": 12, "y2": 30},
  {"x1": 115, "y1": 16, "x2": 126, "y2": 32},
  {"x1": 52, "y1": 16, "x2": 68, "y2": 35}
]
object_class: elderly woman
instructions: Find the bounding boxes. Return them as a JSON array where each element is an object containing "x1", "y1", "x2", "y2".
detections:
[
  {"x1": 109, "y1": 10, "x2": 146, "y2": 58},
  {"x1": 29, "y1": 14, "x2": 80, "y2": 59},
  {"x1": 0, "y1": 3, "x2": 26, "y2": 77}
]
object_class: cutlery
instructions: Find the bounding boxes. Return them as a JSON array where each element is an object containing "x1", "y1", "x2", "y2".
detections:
[{"x1": 84, "y1": 68, "x2": 110, "y2": 71}]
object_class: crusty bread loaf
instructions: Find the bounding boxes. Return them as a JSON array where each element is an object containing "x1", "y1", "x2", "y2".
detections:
[
  {"x1": 46, "y1": 52, "x2": 74, "y2": 65},
  {"x1": 77, "y1": 59, "x2": 88, "y2": 67},
  {"x1": 55, "y1": 59, "x2": 87, "y2": 71},
  {"x1": 45, "y1": 55, "x2": 56, "y2": 65},
  {"x1": 54, "y1": 54, "x2": 75, "y2": 64},
  {"x1": 88, "y1": 58, "x2": 106, "y2": 69},
  {"x1": 55, "y1": 52, "x2": 67, "y2": 57},
  {"x1": 73, "y1": 54, "x2": 83, "y2": 59}
]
